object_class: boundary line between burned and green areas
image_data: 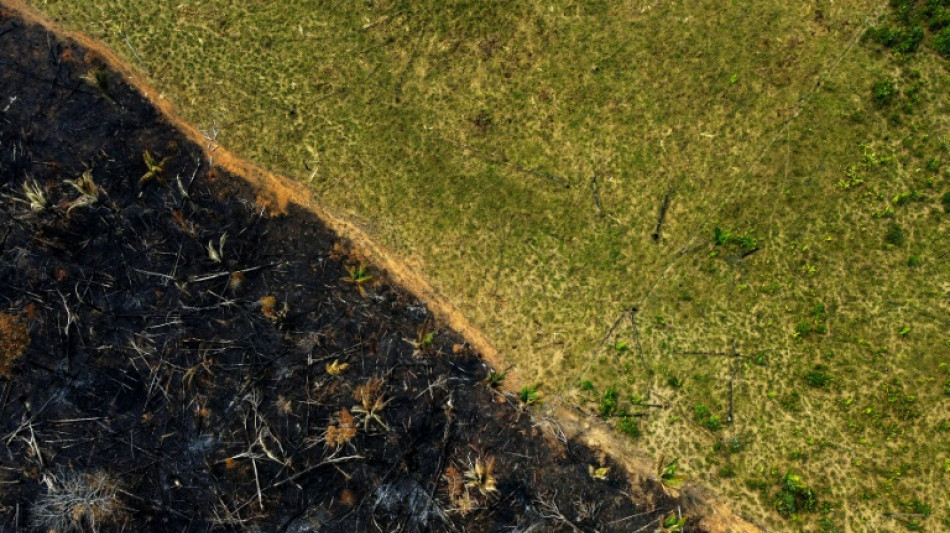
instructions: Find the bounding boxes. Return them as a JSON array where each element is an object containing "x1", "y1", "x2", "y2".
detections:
[{"x1": 0, "y1": 2, "x2": 764, "y2": 530}]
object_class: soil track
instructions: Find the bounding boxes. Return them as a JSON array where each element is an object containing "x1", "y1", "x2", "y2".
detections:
[{"x1": 0, "y1": 2, "x2": 763, "y2": 531}]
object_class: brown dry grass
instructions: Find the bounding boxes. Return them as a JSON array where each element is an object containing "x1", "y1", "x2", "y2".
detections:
[{"x1": 0, "y1": 312, "x2": 29, "y2": 376}]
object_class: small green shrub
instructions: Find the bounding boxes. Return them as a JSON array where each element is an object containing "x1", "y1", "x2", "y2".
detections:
[
  {"x1": 659, "y1": 457, "x2": 680, "y2": 481},
  {"x1": 897, "y1": 497, "x2": 932, "y2": 531},
  {"x1": 941, "y1": 191, "x2": 950, "y2": 213},
  {"x1": 694, "y1": 404, "x2": 710, "y2": 419},
  {"x1": 693, "y1": 404, "x2": 723, "y2": 430},
  {"x1": 927, "y1": 5, "x2": 950, "y2": 31},
  {"x1": 600, "y1": 387, "x2": 619, "y2": 417},
  {"x1": 872, "y1": 78, "x2": 897, "y2": 107},
  {"x1": 662, "y1": 513, "x2": 686, "y2": 531},
  {"x1": 898, "y1": 24, "x2": 925, "y2": 53},
  {"x1": 885, "y1": 223, "x2": 905, "y2": 247},
  {"x1": 907, "y1": 255, "x2": 921, "y2": 267},
  {"x1": 619, "y1": 416, "x2": 640, "y2": 438},
  {"x1": 794, "y1": 321, "x2": 827, "y2": 339},
  {"x1": 901, "y1": 497, "x2": 932, "y2": 518},
  {"x1": 667, "y1": 375, "x2": 684, "y2": 388},
  {"x1": 762, "y1": 281, "x2": 781, "y2": 295},
  {"x1": 892, "y1": 190, "x2": 924, "y2": 205},
  {"x1": 774, "y1": 472, "x2": 818, "y2": 517},
  {"x1": 805, "y1": 366, "x2": 832, "y2": 388},
  {"x1": 872, "y1": 205, "x2": 896, "y2": 219},
  {"x1": 933, "y1": 26, "x2": 950, "y2": 57},
  {"x1": 864, "y1": 25, "x2": 922, "y2": 52}
]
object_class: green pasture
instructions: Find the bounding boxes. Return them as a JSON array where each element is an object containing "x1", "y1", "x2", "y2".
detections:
[{"x1": 28, "y1": 0, "x2": 950, "y2": 529}]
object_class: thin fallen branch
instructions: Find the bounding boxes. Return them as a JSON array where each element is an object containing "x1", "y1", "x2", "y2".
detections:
[
  {"x1": 651, "y1": 189, "x2": 673, "y2": 242},
  {"x1": 271, "y1": 454, "x2": 364, "y2": 489},
  {"x1": 188, "y1": 262, "x2": 281, "y2": 283}
]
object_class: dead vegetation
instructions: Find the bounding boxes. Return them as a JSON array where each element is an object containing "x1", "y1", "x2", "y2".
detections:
[{"x1": 0, "y1": 312, "x2": 29, "y2": 376}]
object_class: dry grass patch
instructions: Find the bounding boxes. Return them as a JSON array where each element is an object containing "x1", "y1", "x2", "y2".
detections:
[{"x1": 0, "y1": 312, "x2": 29, "y2": 376}]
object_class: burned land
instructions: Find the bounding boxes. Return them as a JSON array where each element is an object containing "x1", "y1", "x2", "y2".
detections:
[{"x1": 0, "y1": 12, "x2": 702, "y2": 533}]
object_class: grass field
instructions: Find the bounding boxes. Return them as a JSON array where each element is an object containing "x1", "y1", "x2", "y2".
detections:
[{"x1": 24, "y1": 0, "x2": 950, "y2": 530}]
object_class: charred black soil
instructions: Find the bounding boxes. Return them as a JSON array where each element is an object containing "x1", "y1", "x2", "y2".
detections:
[{"x1": 0, "y1": 13, "x2": 701, "y2": 532}]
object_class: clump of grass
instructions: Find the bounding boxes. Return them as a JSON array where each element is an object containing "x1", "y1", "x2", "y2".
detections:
[
  {"x1": 483, "y1": 367, "x2": 507, "y2": 389},
  {"x1": 352, "y1": 378, "x2": 390, "y2": 430},
  {"x1": 773, "y1": 472, "x2": 818, "y2": 518},
  {"x1": 804, "y1": 365, "x2": 832, "y2": 388},
  {"x1": 139, "y1": 150, "x2": 171, "y2": 187},
  {"x1": 619, "y1": 416, "x2": 640, "y2": 437},
  {"x1": 341, "y1": 264, "x2": 373, "y2": 296},
  {"x1": 885, "y1": 223, "x2": 906, "y2": 247},
  {"x1": 0, "y1": 312, "x2": 29, "y2": 376},
  {"x1": 712, "y1": 227, "x2": 757, "y2": 250},
  {"x1": 406, "y1": 326, "x2": 436, "y2": 357},
  {"x1": 519, "y1": 384, "x2": 542, "y2": 407},
  {"x1": 464, "y1": 457, "x2": 498, "y2": 495},
  {"x1": 819, "y1": 516, "x2": 842, "y2": 533},
  {"x1": 662, "y1": 512, "x2": 687, "y2": 531},
  {"x1": 779, "y1": 391, "x2": 802, "y2": 412},
  {"x1": 18, "y1": 178, "x2": 49, "y2": 212},
  {"x1": 941, "y1": 191, "x2": 950, "y2": 213},
  {"x1": 898, "y1": 497, "x2": 932, "y2": 530},
  {"x1": 892, "y1": 190, "x2": 924, "y2": 206},
  {"x1": 64, "y1": 169, "x2": 101, "y2": 215},
  {"x1": 693, "y1": 404, "x2": 722, "y2": 431},
  {"x1": 658, "y1": 456, "x2": 685, "y2": 487}
]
